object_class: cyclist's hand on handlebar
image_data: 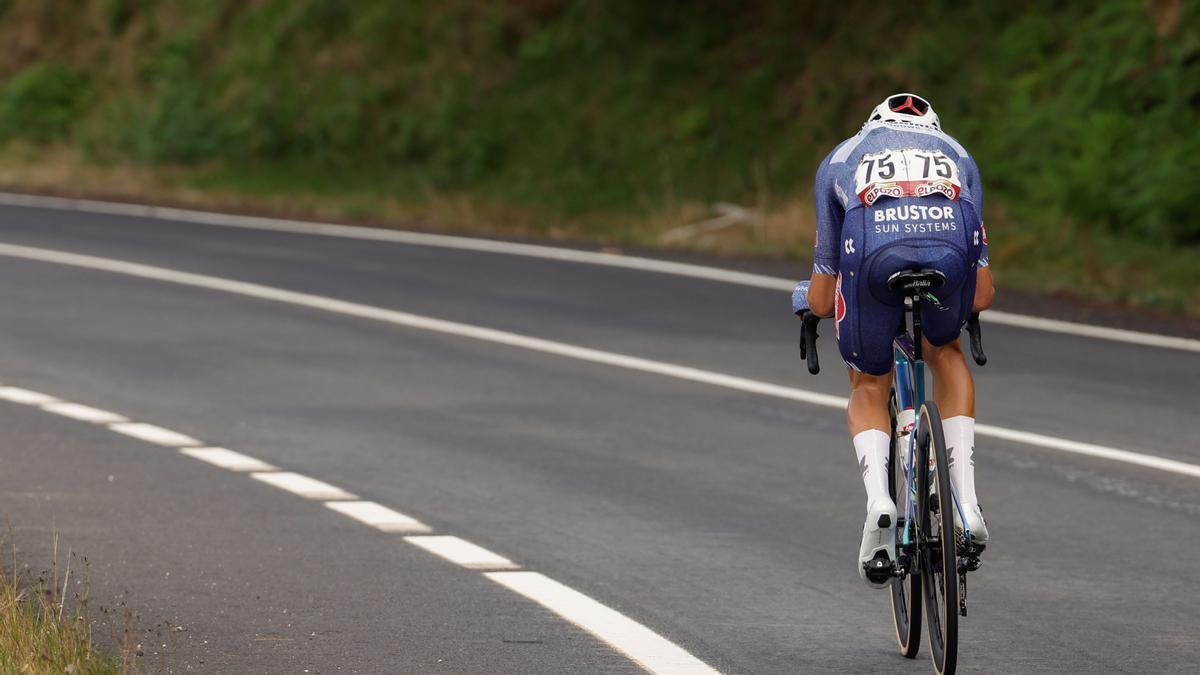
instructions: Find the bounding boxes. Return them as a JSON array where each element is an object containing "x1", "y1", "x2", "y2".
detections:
[
  {"x1": 799, "y1": 313, "x2": 821, "y2": 374},
  {"x1": 792, "y1": 280, "x2": 821, "y2": 374}
]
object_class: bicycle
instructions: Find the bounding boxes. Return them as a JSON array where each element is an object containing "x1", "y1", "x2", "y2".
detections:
[{"x1": 799, "y1": 268, "x2": 987, "y2": 675}]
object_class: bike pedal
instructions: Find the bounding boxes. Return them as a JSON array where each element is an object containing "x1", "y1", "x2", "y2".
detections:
[
  {"x1": 956, "y1": 538, "x2": 985, "y2": 573},
  {"x1": 956, "y1": 538, "x2": 986, "y2": 562},
  {"x1": 863, "y1": 552, "x2": 895, "y2": 584}
]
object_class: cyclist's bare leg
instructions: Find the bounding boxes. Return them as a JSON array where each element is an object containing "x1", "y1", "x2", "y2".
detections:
[
  {"x1": 923, "y1": 336, "x2": 974, "y2": 418},
  {"x1": 845, "y1": 338, "x2": 976, "y2": 444},
  {"x1": 847, "y1": 369, "x2": 893, "y2": 436}
]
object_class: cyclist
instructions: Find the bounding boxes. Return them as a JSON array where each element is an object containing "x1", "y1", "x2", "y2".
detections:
[{"x1": 792, "y1": 93, "x2": 995, "y2": 588}]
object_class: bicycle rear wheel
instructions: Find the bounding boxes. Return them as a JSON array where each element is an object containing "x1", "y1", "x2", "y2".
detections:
[
  {"x1": 888, "y1": 391, "x2": 921, "y2": 658},
  {"x1": 917, "y1": 401, "x2": 958, "y2": 675}
]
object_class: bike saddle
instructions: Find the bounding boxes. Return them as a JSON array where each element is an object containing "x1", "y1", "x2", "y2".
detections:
[{"x1": 886, "y1": 268, "x2": 946, "y2": 294}]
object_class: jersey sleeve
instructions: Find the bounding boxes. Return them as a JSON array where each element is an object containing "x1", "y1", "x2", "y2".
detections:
[
  {"x1": 962, "y1": 154, "x2": 989, "y2": 268},
  {"x1": 812, "y1": 153, "x2": 845, "y2": 276}
]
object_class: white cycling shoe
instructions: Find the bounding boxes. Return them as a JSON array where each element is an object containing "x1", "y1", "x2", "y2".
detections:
[
  {"x1": 858, "y1": 496, "x2": 897, "y2": 589},
  {"x1": 954, "y1": 502, "x2": 989, "y2": 548}
]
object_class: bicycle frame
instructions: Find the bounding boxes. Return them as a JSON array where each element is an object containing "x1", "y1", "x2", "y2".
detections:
[
  {"x1": 893, "y1": 331, "x2": 922, "y2": 551},
  {"x1": 892, "y1": 303, "x2": 971, "y2": 553}
]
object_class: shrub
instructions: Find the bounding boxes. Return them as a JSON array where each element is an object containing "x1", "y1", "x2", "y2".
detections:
[{"x1": 0, "y1": 64, "x2": 88, "y2": 144}]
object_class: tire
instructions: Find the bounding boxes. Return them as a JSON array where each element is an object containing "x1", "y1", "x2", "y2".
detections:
[
  {"x1": 888, "y1": 391, "x2": 921, "y2": 658},
  {"x1": 917, "y1": 401, "x2": 958, "y2": 675}
]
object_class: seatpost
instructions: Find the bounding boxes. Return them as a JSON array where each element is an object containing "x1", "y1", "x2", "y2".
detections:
[{"x1": 911, "y1": 294, "x2": 924, "y2": 362}]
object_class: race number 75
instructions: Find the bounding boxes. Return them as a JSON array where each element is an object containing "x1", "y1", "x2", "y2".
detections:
[{"x1": 855, "y1": 149, "x2": 962, "y2": 205}]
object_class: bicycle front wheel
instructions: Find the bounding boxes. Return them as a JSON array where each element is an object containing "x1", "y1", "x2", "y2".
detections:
[
  {"x1": 888, "y1": 390, "x2": 921, "y2": 658},
  {"x1": 917, "y1": 401, "x2": 958, "y2": 675}
]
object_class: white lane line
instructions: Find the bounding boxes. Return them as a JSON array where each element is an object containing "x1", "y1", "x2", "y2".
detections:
[
  {"x1": 5, "y1": 381, "x2": 719, "y2": 674},
  {"x1": 0, "y1": 192, "x2": 788, "y2": 290},
  {"x1": 108, "y1": 422, "x2": 202, "y2": 447},
  {"x1": 40, "y1": 402, "x2": 129, "y2": 424},
  {"x1": 487, "y1": 572, "x2": 719, "y2": 675},
  {"x1": 1, "y1": 191, "x2": 1196, "y2": 352},
  {"x1": 404, "y1": 536, "x2": 519, "y2": 570},
  {"x1": 325, "y1": 501, "x2": 431, "y2": 533},
  {"x1": 3, "y1": 381, "x2": 720, "y2": 675},
  {"x1": 980, "y1": 310, "x2": 1200, "y2": 352},
  {"x1": 1, "y1": 243, "x2": 1196, "y2": 481},
  {"x1": 181, "y1": 447, "x2": 276, "y2": 472},
  {"x1": 0, "y1": 386, "x2": 60, "y2": 405},
  {"x1": 976, "y1": 425, "x2": 1200, "y2": 479},
  {"x1": 250, "y1": 471, "x2": 357, "y2": 500}
]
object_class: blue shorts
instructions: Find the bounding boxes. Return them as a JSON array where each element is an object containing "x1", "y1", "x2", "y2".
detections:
[{"x1": 833, "y1": 197, "x2": 984, "y2": 375}]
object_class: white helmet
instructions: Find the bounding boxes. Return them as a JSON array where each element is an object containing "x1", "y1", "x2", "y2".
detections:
[{"x1": 866, "y1": 93, "x2": 941, "y2": 130}]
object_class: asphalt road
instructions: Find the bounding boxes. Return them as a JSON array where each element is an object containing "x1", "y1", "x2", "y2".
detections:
[{"x1": 0, "y1": 202, "x2": 1196, "y2": 673}]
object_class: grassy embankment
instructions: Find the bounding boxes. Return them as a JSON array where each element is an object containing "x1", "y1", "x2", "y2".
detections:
[
  {"x1": 0, "y1": 533, "x2": 132, "y2": 673},
  {"x1": 0, "y1": 0, "x2": 1197, "y2": 311}
]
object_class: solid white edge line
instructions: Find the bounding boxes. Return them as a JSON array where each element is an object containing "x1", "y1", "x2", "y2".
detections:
[
  {"x1": 325, "y1": 501, "x2": 431, "y2": 533},
  {"x1": 486, "y1": 571, "x2": 720, "y2": 675},
  {"x1": 0, "y1": 191, "x2": 1195, "y2": 353},
  {"x1": 0, "y1": 386, "x2": 61, "y2": 405},
  {"x1": 40, "y1": 401, "x2": 129, "y2": 424},
  {"x1": 0, "y1": 192, "x2": 786, "y2": 290},
  {"x1": 3, "y1": 242, "x2": 1198, "y2": 481},
  {"x1": 976, "y1": 424, "x2": 1200, "y2": 479},
  {"x1": 180, "y1": 446, "x2": 277, "y2": 472},
  {"x1": 107, "y1": 422, "x2": 202, "y2": 447},
  {"x1": 981, "y1": 310, "x2": 1200, "y2": 352},
  {"x1": 404, "y1": 535, "x2": 518, "y2": 570},
  {"x1": 250, "y1": 471, "x2": 357, "y2": 500}
]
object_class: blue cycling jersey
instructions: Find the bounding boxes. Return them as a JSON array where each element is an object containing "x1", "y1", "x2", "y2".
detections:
[
  {"x1": 812, "y1": 121, "x2": 989, "y2": 277},
  {"x1": 809, "y1": 119, "x2": 989, "y2": 374}
]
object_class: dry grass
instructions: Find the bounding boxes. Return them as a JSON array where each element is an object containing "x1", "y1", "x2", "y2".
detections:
[
  {"x1": 0, "y1": 143, "x2": 817, "y2": 255},
  {"x1": 0, "y1": 144, "x2": 552, "y2": 238},
  {"x1": 0, "y1": 529, "x2": 136, "y2": 674},
  {"x1": 639, "y1": 198, "x2": 815, "y2": 257}
]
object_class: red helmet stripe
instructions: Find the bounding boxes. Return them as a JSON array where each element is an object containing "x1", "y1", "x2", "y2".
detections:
[{"x1": 891, "y1": 95, "x2": 924, "y2": 116}]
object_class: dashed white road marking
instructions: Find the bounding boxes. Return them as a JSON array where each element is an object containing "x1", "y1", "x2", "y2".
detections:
[
  {"x1": 0, "y1": 242, "x2": 1193, "y2": 481},
  {"x1": 487, "y1": 571, "x2": 720, "y2": 675},
  {"x1": 5, "y1": 383, "x2": 723, "y2": 674},
  {"x1": 41, "y1": 402, "x2": 129, "y2": 424},
  {"x1": 0, "y1": 386, "x2": 60, "y2": 405},
  {"x1": 108, "y1": 422, "x2": 202, "y2": 447},
  {"x1": 1, "y1": 191, "x2": 1196, "y2": 352},
  {"x1": 250, "y1": 471, "x2": 358, "y2": 500},
  {"x1": 181, "y1": 447, "x2": 276, "y2": 472},
  {"x1": 405, "y1": 535, "x2": 519, "y2": 570},
  {"x1": 325, "y1": 501, "x2": 431, "y2": 533}
]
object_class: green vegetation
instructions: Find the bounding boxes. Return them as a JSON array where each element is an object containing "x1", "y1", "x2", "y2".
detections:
[
  {"x1": 0, "y1": 0, "x2": 1196, "y2": 309},
  {"x1": 0, "y1": 535, "x2": 132, "y2": 673},
  {"x1": 0, "y1": 63, "x2": 88, "y2": 144}
]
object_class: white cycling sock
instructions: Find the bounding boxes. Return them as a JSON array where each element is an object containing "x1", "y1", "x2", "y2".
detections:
[
  {"x1": 853, "y1": 429, "x2": 891, "y2": 504},
  {"x1": 943, "y1": 415, "x2": 979, "y2": 505}
]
